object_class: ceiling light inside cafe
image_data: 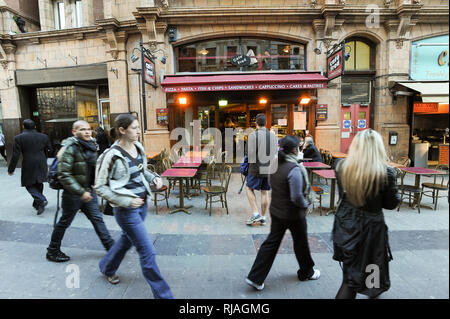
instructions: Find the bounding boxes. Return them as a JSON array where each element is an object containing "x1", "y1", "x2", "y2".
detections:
[
  {"x1": 199, "y1": 48, "x2": 209, "y2": 55},
  {"x1": 218, "y1": 99, "x2": 228, "y2": 107}
]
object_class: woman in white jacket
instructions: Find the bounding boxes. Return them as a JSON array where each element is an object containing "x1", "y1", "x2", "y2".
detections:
[{"x1": 94, "y1": 113, "x2": 173, "y2": 299}]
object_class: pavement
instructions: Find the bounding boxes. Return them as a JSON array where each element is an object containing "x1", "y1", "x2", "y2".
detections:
[{"x1": 0, "y1": 159, "x2": 448, "y2": 299}]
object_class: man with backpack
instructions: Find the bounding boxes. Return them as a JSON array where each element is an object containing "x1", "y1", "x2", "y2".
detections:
[
  {"x1": 46, "y1": 120, "x2": 115, "y2": 262},
  {"x1": 8, "y1": 119, "x2": 52, "y2": 215}
]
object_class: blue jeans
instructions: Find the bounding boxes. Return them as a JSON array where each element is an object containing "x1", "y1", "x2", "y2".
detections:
[
  {"x1": 25, "y1": 183, "x2": 47, "y2": 209},
  {"x1": 48, "y1": 190, "x2": 114, "y2": 253},
  {"x1": 99, "y1": 203, "x2": 173, "y2": 299}
]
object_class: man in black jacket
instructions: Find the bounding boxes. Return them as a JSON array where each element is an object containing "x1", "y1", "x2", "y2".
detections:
[
  {"x1": 302, "y1": 136, "x2": 322, "y2": 163},
  {"x1": 8, "y1": 119, "x2": 52, "y2": 215}
]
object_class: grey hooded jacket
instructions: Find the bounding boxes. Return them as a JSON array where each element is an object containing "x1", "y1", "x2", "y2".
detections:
[{"x1": 94, "y1": 140, "x2": 159, "y2": 208}]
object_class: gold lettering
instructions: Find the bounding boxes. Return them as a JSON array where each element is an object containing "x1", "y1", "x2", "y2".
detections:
[{"x1": 438, "y1": 50, "x2": 448, "y2": 66}]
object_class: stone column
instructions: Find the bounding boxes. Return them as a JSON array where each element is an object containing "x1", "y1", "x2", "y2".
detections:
[
  {"x1": 0, "y1": 41, "x2": 22, "y2": 162},
  {"x1": 38, "y1": 0, "x2": 56, "y2": 31}
]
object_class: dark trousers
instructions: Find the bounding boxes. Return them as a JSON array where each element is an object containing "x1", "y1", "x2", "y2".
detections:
[
  {"x1": 25, "y1": 183, "x2": 47, "y2": 209},
  {"x1": 0, "y1": 146, "x2": 6, "y2": 162},
  {"x1": 247, "y1": 214, "x2": 315, "y2": 285},
  {"x1": 47, "y1": 190, "x2": 115, "y2": 253}
]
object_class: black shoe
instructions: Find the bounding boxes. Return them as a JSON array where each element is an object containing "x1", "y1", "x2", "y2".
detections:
[
  {"x1": 37, "y1": 201, "x2": 48, "y2": 215},
  {"x1": 46, "y1": 250, "x2": 70, "y2": 262}
]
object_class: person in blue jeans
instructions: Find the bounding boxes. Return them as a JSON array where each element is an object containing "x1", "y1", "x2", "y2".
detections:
[{"x1": 94, "y1": 114, "x2": 173, "y2": 299}]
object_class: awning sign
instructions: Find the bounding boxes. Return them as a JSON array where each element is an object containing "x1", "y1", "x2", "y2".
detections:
[
  {"x1": 414, "y1": 102, "x2": 439, "y2": 113},
  {"x1": 162, "y1": 82, "x2": 326, "y2": 92},
  {"x1": 358, "y1": 119, "x2": 366, "y2": 129}
]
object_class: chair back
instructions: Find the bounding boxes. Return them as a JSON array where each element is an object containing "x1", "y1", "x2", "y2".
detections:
[
  {"x1": 219, "y1": 165, "x2": 232, "y2": 192},
  {"x1": 161, "y1": 157, "x2": 172, "y2": 171},
  {"x1": 147, "y1": 164, "x2": 156, "y2": 172},
  {"x1": 206, "y1": 161, "x2": 215, "y2": 183}
]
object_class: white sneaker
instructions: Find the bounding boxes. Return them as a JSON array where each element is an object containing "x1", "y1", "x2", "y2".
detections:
[
  {"x1": 246, "y1": 278, "x2": 264, "y2": 291},
  {"x1": 246, "y1": 214, "x2": 262, "y2": 225},
  {"x1": 309, "y1": 269, "x2": 321, "y2": 280}
]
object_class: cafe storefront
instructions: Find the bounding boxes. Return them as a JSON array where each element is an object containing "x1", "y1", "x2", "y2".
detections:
[
  {"x1": 392, "y1": 34, "x2": 449, "y2": 167},
  {"x1": 162, "y1": 37, "x2": 328, "y2": 149}
]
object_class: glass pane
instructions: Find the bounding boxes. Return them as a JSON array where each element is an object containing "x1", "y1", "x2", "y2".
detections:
[
  {"x1": 344, "y1": 112, "x2": 351, "y2": 120},
  {"x1": 76, "y1": 0, "x2": 83, "y2": 27},
  {"x1": 58, "y1": 2, "x2": 65, "y2": 29},
  {"x1": 341, "y1": 82, "x2": 370, "y2": 104},
  {"x1": 355, "y1": 41, "x2": 370, "y2": 70},
  {"x1": 358, "y1": 112, "x2": 366, "y2": 119},
  {"x1": 345, "y1": 41, "x2": 355, "y2": 71},
  {"x1": 176, "y1": 38, "x2": 305, "y2": 73}
]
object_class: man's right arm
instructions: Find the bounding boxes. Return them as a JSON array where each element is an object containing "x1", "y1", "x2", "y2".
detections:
[
  {"x1": 7, "y1": 136, "x2": 21, "y2": 173},
  {"x1": 57, "y1": 145, "x2": 86, "y2": 196}
]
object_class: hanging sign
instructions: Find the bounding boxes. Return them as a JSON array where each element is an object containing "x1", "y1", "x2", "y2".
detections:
[
  {"x1": 316, "y1": 104, "x2": 328, "y2": 120},
  {"x1": 156, "y1": 108, "x2": 168, "y2": 126},
  {"x1": 230, "y1": 55, "x2": 251, "y2": 67},
  {"x1": 144, "y1": 54, "x2": 157, "y2": 88},
  {"x1": 327, "y1": 42, "x2": 345, "y2": 80}
]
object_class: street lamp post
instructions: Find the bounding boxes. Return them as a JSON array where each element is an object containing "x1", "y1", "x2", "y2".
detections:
[{"x1": 130, "y1": 40, "x2": 167, "y2": 132}]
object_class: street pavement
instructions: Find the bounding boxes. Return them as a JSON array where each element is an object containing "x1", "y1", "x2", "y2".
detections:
[{"x1": 0, "y1": 159, "x2": 448, "y2": 299}]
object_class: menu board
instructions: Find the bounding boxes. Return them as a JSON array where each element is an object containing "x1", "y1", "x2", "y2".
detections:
[
  {"x1": 156, "y1": 108, "x2": 168, "y2": 126},
  {"x1": 294, "y1": 112, "x2": 306, "y2": 130}
]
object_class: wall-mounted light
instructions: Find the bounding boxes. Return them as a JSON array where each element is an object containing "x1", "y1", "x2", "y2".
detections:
[
  {"x1": 37, "y1": 57, "x2": 47, "y2": 68},
  {"x1": 199, "y1": 48, "x2": 209, "y2": 55},
  {"x1": 314, "y1": 42, "x2": 322, "y2": 55},
  {"x1": 344, "y1": 45, "x2": 352, "y2": 61},
  {"x1": 178, "y1": 96, "x2": 188, "y2": 105},
  {"x1": 259, "y1": 98, "x2": 268, "y2": 104},
  {"x1": 218, "y1": 99, "x2": 228, "y2": 107},
  {"x1": 300, "y1": 97, "x2": 311, "y2": 105},
  {"x1": 109, "y1": 67, "x2": 118, "y2": 79}
]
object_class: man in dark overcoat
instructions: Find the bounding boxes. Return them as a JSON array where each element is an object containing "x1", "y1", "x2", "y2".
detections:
[{"x1": 8, "y1": 119, "x2": 52, "y2": 215}]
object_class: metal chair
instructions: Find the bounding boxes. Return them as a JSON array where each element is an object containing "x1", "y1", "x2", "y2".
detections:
[
  {"x1": 147, "y1": 164, "x2": 169, "y2": 214},
  {"x1": 421, "y1": 165, "x2": 449, "y2": 210},
  {"x1": 202, "y1": 165, "x2": 232, "y2": 216}
]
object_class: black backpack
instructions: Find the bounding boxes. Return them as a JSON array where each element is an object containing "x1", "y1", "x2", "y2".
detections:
[{"x1": 48, "y1": 158, "x2": 64, "y2": 190}]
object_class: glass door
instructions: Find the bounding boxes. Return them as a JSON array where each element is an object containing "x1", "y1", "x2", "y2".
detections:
[{"x1": 99, "y1": 100, "x2": 111, "y2": 132}]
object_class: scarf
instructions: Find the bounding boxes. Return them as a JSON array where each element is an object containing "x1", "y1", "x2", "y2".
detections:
[{"x1": 284, "y1": 153, "x2": 316, "y2": 205}]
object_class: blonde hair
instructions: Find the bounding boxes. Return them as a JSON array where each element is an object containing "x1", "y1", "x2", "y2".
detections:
[{"x1": 340, "y1": 129, "x2": 388, "y2": 207}]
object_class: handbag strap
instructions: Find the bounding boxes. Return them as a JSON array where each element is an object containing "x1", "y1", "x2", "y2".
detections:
[{"x1": 113, "y1": 145, "x2": 144, "y2": 172}]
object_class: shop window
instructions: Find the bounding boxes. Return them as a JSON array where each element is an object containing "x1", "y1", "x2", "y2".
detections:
[
  {"x1": 345, "y1": 40, "x2": 371, "y2": 71},
  {"x1": 341, "y1": 81, "x2": 371, "y2": 105},
  {"x1": 176, "y1": 38, "x2": 306, "y2": 73},
  {"x1": 358, "y1": 111, "x2": 366, "y2": 119},
  {"x1": 344, "y1": 112, "x2": 351, "y2": 120},
  {"x1": 271, "y1": 104, "x2": 288, "y2": 137}
]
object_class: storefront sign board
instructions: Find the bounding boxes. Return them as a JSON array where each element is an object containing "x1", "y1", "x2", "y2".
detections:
[
  {"x1": 327, "y1": 47, "x2": 344, "y2": 80},
  {"x1": 230, "y1": 55, "x2": 251, "y2": 67},
  {"x1": 162, "y1": 82, "x2": 326, "y2": 92},
  {"x1": 411, "y1": 35, "x2": 449, "y2": 81},
  {"x1": 413, "y1": 103, "x2": 439, "y2": 113}
]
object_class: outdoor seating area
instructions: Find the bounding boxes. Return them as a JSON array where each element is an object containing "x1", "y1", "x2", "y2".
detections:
[{"x1": 148, "y1": 148, "x2": 232, "y2": 216}]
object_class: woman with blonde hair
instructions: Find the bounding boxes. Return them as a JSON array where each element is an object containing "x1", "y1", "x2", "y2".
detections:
[{"x1": 332, "y1": 129, "x2": 400, "y2": 299}]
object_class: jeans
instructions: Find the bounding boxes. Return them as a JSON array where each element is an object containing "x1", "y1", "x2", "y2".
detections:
[
  {"x1": 25, "y1": 183, "x2": 47, "y2": 209},
  {"x1": 247, "y1": 214, "x2": 315, "y2": 285},
  {"x1": 99, "y1": 203, "x2": 173, "y2": 299},
  {"x1": 48, "y1": 190, "x2": 114, "y2": 253}
]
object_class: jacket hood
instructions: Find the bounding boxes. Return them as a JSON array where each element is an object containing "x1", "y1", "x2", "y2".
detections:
[
  {"x1": 61, "y1": 136, "x2": 98, "y2": 147},
  {"x1": 105, "y1": 140, "x2": 146, "y2": 159}
]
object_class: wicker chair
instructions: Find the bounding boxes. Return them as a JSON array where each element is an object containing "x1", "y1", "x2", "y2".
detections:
[{"x1": 202, "y1": 165, "x2": 232, "y2": 216}]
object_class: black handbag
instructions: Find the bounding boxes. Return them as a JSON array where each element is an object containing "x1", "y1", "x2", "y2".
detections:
[{"x1": 103, "y1": 201, "x2": 114, "y2": 216}]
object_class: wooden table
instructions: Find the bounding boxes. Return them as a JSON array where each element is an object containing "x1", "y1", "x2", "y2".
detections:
[
  {"x1": 398, "y1": 167, "x2": 443, "y2": 207},
  {"x1": 161, "y1": 168, "x2": 198, "y2": 214},
  {"x1": 147, "y1": 151, "x2": 161, "y2": 160},
  {"x1": 303, "y1": 162, "x2": 331, "y2": 183},
  {"x1": 331, "y1": 152, "x2": 348, "y2": 159},
  {"x1": 313, "y1": 169, "x2": 337, "y2": 215}
]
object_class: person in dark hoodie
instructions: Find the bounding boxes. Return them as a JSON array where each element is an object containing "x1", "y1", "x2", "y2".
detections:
[
  {"x1": 245, "y1": 135, "x2": 320, "y2": 291},
  {"x1": 46, "y1": 120, "x2": 115, "y2": 262},
  {"x1": 95, "y1": 126, "x2": 111, "y2": 155},
  {"x1": 302, "y1": 136, "x2": 322, "y2": 162}
]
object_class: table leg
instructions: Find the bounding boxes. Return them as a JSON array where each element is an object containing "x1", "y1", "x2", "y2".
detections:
[
  {"x1": 326, "y1": 179, "x2": 336, "y2": 216},
  {"x1": 413, "y1": 174, "x2": 421, "y2": 207},
  {"x1": 170, "y1": 178, "x2": 192, "y2": 215}
]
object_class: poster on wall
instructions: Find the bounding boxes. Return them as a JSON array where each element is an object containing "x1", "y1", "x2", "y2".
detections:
[
  {"x1": 293, "y1": 112, "x2": 306, "y2": 130},
  {"x1": 156, "y1": 108, "x2": 168, "y2": 126},
  {"x1": 316, "y1": 104, "x2": 328, "y2": 120}
]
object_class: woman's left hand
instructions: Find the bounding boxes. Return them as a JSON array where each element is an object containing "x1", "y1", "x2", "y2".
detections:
[{"x1": 153, "y1": 177, "x2": 163, "y2": 189}]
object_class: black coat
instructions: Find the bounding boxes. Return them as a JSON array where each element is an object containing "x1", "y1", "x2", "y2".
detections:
[
  {"x1": 332, "y1": 161, "x2": 400, "y2": 298},
  {"x1": 95, "y1": 130, "x2": 110, "y2": 155},
  {"x1": 303, "y1": 144, "x2": 322, "y2": 162},
  {"x1": 8, "y1": 130, "x2": 52, "y2": 187}
]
